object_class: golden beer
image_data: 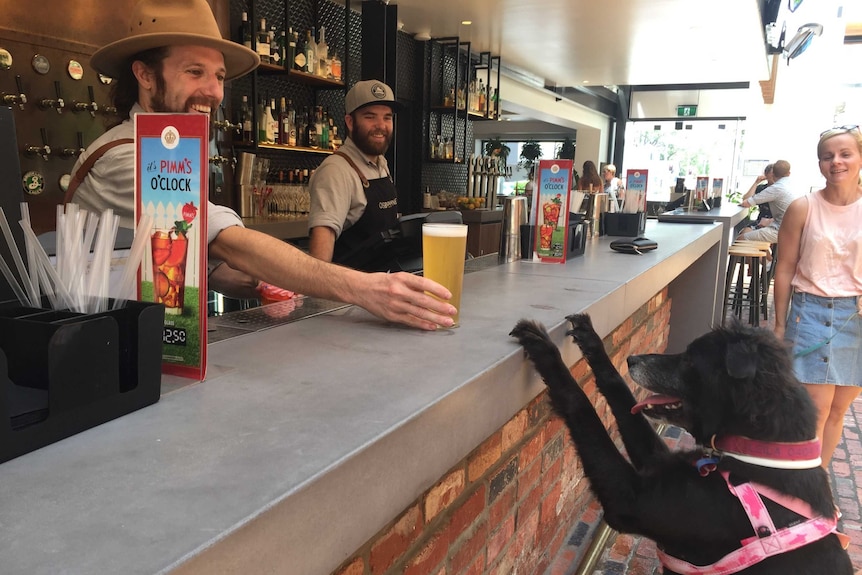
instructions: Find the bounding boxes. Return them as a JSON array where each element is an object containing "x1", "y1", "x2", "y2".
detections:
[{"x1": 422, "y1": 223, "x2": 468, "y2": 326}]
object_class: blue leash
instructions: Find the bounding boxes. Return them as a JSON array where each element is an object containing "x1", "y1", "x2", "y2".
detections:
[{"x1": 793, "y1": 311, "x2": 858, "y2": 359}]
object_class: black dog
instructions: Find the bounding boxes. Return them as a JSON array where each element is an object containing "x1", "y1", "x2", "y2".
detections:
[{"x1": 510, "y1": 314, "x2": 852, "y2": 574}]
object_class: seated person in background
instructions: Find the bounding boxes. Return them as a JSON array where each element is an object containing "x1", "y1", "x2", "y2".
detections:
[
  {"x1": 577, "y1": 160, "x2": 603, "y2": 191},
  {"x1": 602, "y1": 164, "x2": 625, "y2": 206},
  {"x1": 68, "y1": 0, "x2": 455, "y2": 331},
  {"x1": 737, "y1": 163, "x2": 775, "y2": 235},
  {"x1": 308, "y1": 80, "x2": 401, "y2": 271},
  {"x1": 736, "y1": 160, "x2": 798, "y2": 245}
]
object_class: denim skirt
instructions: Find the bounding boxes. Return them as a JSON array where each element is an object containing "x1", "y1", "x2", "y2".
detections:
[{"x1": 784, "y1": 292, "x2": 862, "y2": 386}]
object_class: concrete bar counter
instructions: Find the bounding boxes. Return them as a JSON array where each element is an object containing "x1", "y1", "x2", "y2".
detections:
[{"x1": 0, "y1": 220, "x2": 723, "y2": 574}]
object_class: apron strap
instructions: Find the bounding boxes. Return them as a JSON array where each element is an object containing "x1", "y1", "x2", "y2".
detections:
[
  {"x1": 333, "y1": 151, "x2": 370, "y2": 189},
  {"x1": 63, "y1": 138, "x2": 134, "y2": 204}
]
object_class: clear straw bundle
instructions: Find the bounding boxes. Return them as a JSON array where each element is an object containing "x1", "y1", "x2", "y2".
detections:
[{"x1": 0, "y1": 203, "x2": 152, "y2": 313}]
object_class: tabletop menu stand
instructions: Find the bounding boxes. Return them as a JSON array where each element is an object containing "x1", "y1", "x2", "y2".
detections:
[{"x1": 0, "y1": 300, "x2": 164, "y2": 464}]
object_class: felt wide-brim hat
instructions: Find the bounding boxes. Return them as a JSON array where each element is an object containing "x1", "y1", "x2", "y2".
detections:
[{"x1": 90, "y1": 0, "x2": 259, "y2": 81}]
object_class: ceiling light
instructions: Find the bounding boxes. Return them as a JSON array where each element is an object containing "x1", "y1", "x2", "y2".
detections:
[
  {"x1": 461, "y1": 20, "x2": 472, "y2": 26},
  {"x1": 414, "y1": 31, "x2": 431, "y2": 41}
]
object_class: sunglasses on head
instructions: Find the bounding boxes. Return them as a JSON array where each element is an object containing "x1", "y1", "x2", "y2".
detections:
[{"x1": 820, "y1": 125, "x2": 860, "y2": 137}]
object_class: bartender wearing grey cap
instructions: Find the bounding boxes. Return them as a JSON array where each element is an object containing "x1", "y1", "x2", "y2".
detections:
[{"x1": 308, "y1": 80, "x2": 401, "y2": 270}]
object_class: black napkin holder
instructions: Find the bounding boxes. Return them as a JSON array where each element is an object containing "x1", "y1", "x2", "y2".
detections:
[
  {"x1": 602, "y1": 212, "x2": 646, "y2": 237},
  {"x1": 0, "y1": 299, "x2": 164, "y2": 463}
]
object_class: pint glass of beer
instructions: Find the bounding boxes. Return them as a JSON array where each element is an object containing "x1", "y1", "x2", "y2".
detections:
[{"x1": 422, "y1": 223, "x2": 468, "y2": 326}]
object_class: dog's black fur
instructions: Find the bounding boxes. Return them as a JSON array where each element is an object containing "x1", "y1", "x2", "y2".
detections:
[{"x1": 510, "y1": 314, "x2": 852, "y2": 574}]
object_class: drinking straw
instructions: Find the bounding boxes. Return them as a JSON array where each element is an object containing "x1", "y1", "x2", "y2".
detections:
[
  {"x1": 18, "y1": 219, "x2": 75, "y2": 311},
  {"x1": 65, "y1": 209, "x2": 95, "y2": 312},
  {"x1": 18, "y1": 202, "x2": 40, "y2": 304},
  {"x1": 0, "y1": 207, "x2": 33, "y2": 307},
  {"x1": 0, "y1": 248, "x2": 31, "y2": 306},
  {"x1": 112, "y1": 213, "x2": 153, "y2": 309},
  {"x1": 86, "y1": 210, "x2": 119, "y2": 314}
]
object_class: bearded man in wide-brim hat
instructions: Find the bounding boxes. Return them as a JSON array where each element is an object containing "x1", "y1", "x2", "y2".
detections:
[{"x1": 66, "y1": 0, "x2": 458, "y2": 331}]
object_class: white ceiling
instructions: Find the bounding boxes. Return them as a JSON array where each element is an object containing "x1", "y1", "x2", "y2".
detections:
[{"x1": 388, "y1": 0, "x2": 770, "y2": 89}]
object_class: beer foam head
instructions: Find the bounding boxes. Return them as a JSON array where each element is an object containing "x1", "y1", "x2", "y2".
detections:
[{"x1": 422, "y1": 223, "x2": 468, "y2": 237}]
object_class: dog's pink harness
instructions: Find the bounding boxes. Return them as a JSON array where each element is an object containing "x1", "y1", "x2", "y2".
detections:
[{"x1": 657, "y1": 471, "x2": 845, "y2": 575}]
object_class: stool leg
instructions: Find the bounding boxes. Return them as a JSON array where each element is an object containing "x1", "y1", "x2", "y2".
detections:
[{"x1": 723, "y1": 256, "x2": 736, "y2": 326}]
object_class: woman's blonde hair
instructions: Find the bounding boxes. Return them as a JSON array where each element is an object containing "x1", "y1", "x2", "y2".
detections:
[{"x1": 817, "y1": 126, "x2": 862, "y2": 159}]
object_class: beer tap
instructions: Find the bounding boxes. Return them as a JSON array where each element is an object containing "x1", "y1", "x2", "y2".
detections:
[
  {"x1": 213, "y1": 119, "x2": 241, "y2": 134},
  {"x1": 24, "y1": 128, "x2": 52, "y2": 160},
  {"x1": 71, "y1": 86, "x2": 99, "y2": 117},
  {"x1": 39, "y1": 80, "x2": 65, "y2": 114},
  {"x1": 2, "y1": 75, "x2": 28, "y2": 109},
  {"x1": 57, "y1": 131, "x2": 86, "y2": 159},
  {"x1": 209, "y1": 155, "x2": 232, "y2": 166}
]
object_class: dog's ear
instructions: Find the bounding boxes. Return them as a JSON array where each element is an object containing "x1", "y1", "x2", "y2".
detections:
[{"x1": 725, "y1": 339, "x2": 759, "y2": 379}]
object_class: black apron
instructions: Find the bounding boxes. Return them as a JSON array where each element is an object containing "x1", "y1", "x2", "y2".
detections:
[{"x1": 331, "y1": 151, "x2": 400, "y2": 271}]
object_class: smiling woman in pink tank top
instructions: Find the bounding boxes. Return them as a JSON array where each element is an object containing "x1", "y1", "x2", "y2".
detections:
[{"x1": 773, "y1": 125, "x2": 862, "y2": 476}]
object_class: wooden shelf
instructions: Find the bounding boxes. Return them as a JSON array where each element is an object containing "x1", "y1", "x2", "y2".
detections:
[
  {"x1": 257, "y1": 143, "x2": 335, "y2": 155},
  {"x1": 256, "y1": 63, "x2": 345, "y2": 89}
]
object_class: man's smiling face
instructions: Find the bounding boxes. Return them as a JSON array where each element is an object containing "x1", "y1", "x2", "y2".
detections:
[{"x1": 140, "y1": 45, "x2": 225, "y2": 116}]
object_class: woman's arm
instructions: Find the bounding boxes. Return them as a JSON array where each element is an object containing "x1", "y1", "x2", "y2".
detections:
[{"x1": 772, "y1": 196, "x2": 807, "y2": 339}]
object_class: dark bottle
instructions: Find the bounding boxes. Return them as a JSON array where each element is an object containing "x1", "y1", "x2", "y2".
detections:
[
  {"x1": 239, "y1": 94, "x2": 252, "y2": 142},
  {"x1": 304, "y1": 107, "x2": 319, "y2": 149},
  {"x1": 286, "y1": 28, "x2": 296, "y2": 71},
  {"x1": 239, "y1": 12, "x2": 252, "y2": 49}
]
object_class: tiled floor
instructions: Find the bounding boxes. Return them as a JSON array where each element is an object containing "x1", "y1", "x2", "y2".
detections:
[{"x1": 547, "y1": 279, "x2": 862, "y2": 574}]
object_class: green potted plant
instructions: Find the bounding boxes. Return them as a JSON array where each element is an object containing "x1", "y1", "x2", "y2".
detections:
[
  {"x1": 484, "y1": 139, "x2": 511, "y2": 164},
  {"x1": 518, "y1": 140, "x2": 542, "y2": 178},
  {"x1": 556, "y1": 136, "x2": 579, "y2": 188}
]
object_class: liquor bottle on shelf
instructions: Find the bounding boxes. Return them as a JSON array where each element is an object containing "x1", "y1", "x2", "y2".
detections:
[
  {"x1": 240, "y1": 94, "x2": 252, "y2": 142},
  {"x1": 329, "y1": 116, "x2": 341, "y2": 149},
  {"x1": 256, "y1": 96, "x2": 267, "y2": 143},
  {"x1": 239, "y1": 12, "x2": 252, "y2": 49},
  {"x1": 294, "y1": 30, "x2": 307, "y2": 71},
  {"x1": 268, "y1": 98, "x2": 279, "y2": 144},
  {"x1": 305, "y1": 107, "x2": 319, "y2": 149},
  {"x1": 295, "y1": 108, "x2": 306, "y2": 147},
  {"x1": 271, "y1": 28, "x2": 285, "y2": 67},
  {"x1": 317, "y1": 26, "x2": 329, "y2": 77},
  {"x1": 319, "y1": 108, "x2": 330, "y2": 149},
  {"x1": 257, "y1": 19, "x2": 271, "y2": 64},
  {"x1": 286, "y1": 28, "x2": 296, "y2": 70},
  {"x1": 330, "y1": 51, "x2": 342, "y2": 81},
  {"x1": 304, "y1": 29, "x2": 316, "y2": 75}
]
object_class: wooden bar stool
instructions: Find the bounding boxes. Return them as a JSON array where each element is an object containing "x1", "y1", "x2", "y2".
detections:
[
  {"x1": 732, "y1": 239, "x2": 775, "y2": 321},
  {"x1": 724, "y1": 243, "x2": 767, "y2": 327}
]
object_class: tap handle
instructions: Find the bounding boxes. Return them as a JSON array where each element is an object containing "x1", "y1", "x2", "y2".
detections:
[
  {"x1": 54, "y1": 81, "x2": 65, "y2": 112},
  {"x1": 40, "y1": 127, "x2": 49, "y2": 147},
  {"x1": 15, "y1": 74, "x2": 27, "y2": 107}
]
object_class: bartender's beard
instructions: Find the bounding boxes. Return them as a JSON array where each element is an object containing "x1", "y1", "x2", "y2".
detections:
[
  {"x1": 352, "y1": 122, "x2": 392, "y2": 157},
  {"x1": 149, "y1": 74, "x2": 218, "y2": 138}
]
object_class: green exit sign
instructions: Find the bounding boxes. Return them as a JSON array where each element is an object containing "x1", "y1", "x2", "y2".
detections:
[{"x1": 677, "y1": 105, "x2": 698, "y2": 117}]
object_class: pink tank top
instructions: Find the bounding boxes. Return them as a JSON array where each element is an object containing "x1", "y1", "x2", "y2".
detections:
[{"x1": 792, "y1": 190, "x2": 862, "y2": 297}]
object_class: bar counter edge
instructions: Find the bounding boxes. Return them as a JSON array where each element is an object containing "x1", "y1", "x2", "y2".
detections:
[{"x1": 0, "y1": 220, "x2": 724, "y2": 575}]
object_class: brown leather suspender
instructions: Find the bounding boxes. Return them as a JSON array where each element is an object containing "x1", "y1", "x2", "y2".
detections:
[{"x1": 63, "y1": 138, "x2": 134, "y2": 204}]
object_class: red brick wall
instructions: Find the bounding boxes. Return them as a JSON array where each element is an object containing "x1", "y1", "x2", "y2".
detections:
[{"x1": 332, "y1": 290, "x2": 672, "y2": 575}]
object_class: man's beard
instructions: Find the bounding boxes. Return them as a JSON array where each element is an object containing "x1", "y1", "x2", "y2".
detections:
[
  {"x1": 150, "y1": 74, "x2": 216, "y2": 138},
  {"x1": 352, "y1": 122, "x2": 392, "y2": 156}
]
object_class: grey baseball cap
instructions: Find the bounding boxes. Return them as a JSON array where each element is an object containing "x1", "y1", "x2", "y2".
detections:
[{"x1": 345, "y1": 80, "x2": 401, "y2": 114}]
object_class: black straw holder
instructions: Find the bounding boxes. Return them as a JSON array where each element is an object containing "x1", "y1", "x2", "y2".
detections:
[{"x1": 0, "y1": 300, "x2": 164, "y2": 464}]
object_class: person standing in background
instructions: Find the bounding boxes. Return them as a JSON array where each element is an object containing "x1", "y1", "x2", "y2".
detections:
[
  {"x1": 773, "y1": 126, "x2": 862, "y2": 469},
  {"x1": 68, "y1": 0, "x2": 455, "y2": 330},
  {"x1": 307, "y1": 80, "x2": 401, "y2": 271},
  {"x1": 602, "y1": 164, "x2": 625, "y2": 206},
  {"x1": 577, "y1": 160, "x2": 603, "y2": 191}
]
